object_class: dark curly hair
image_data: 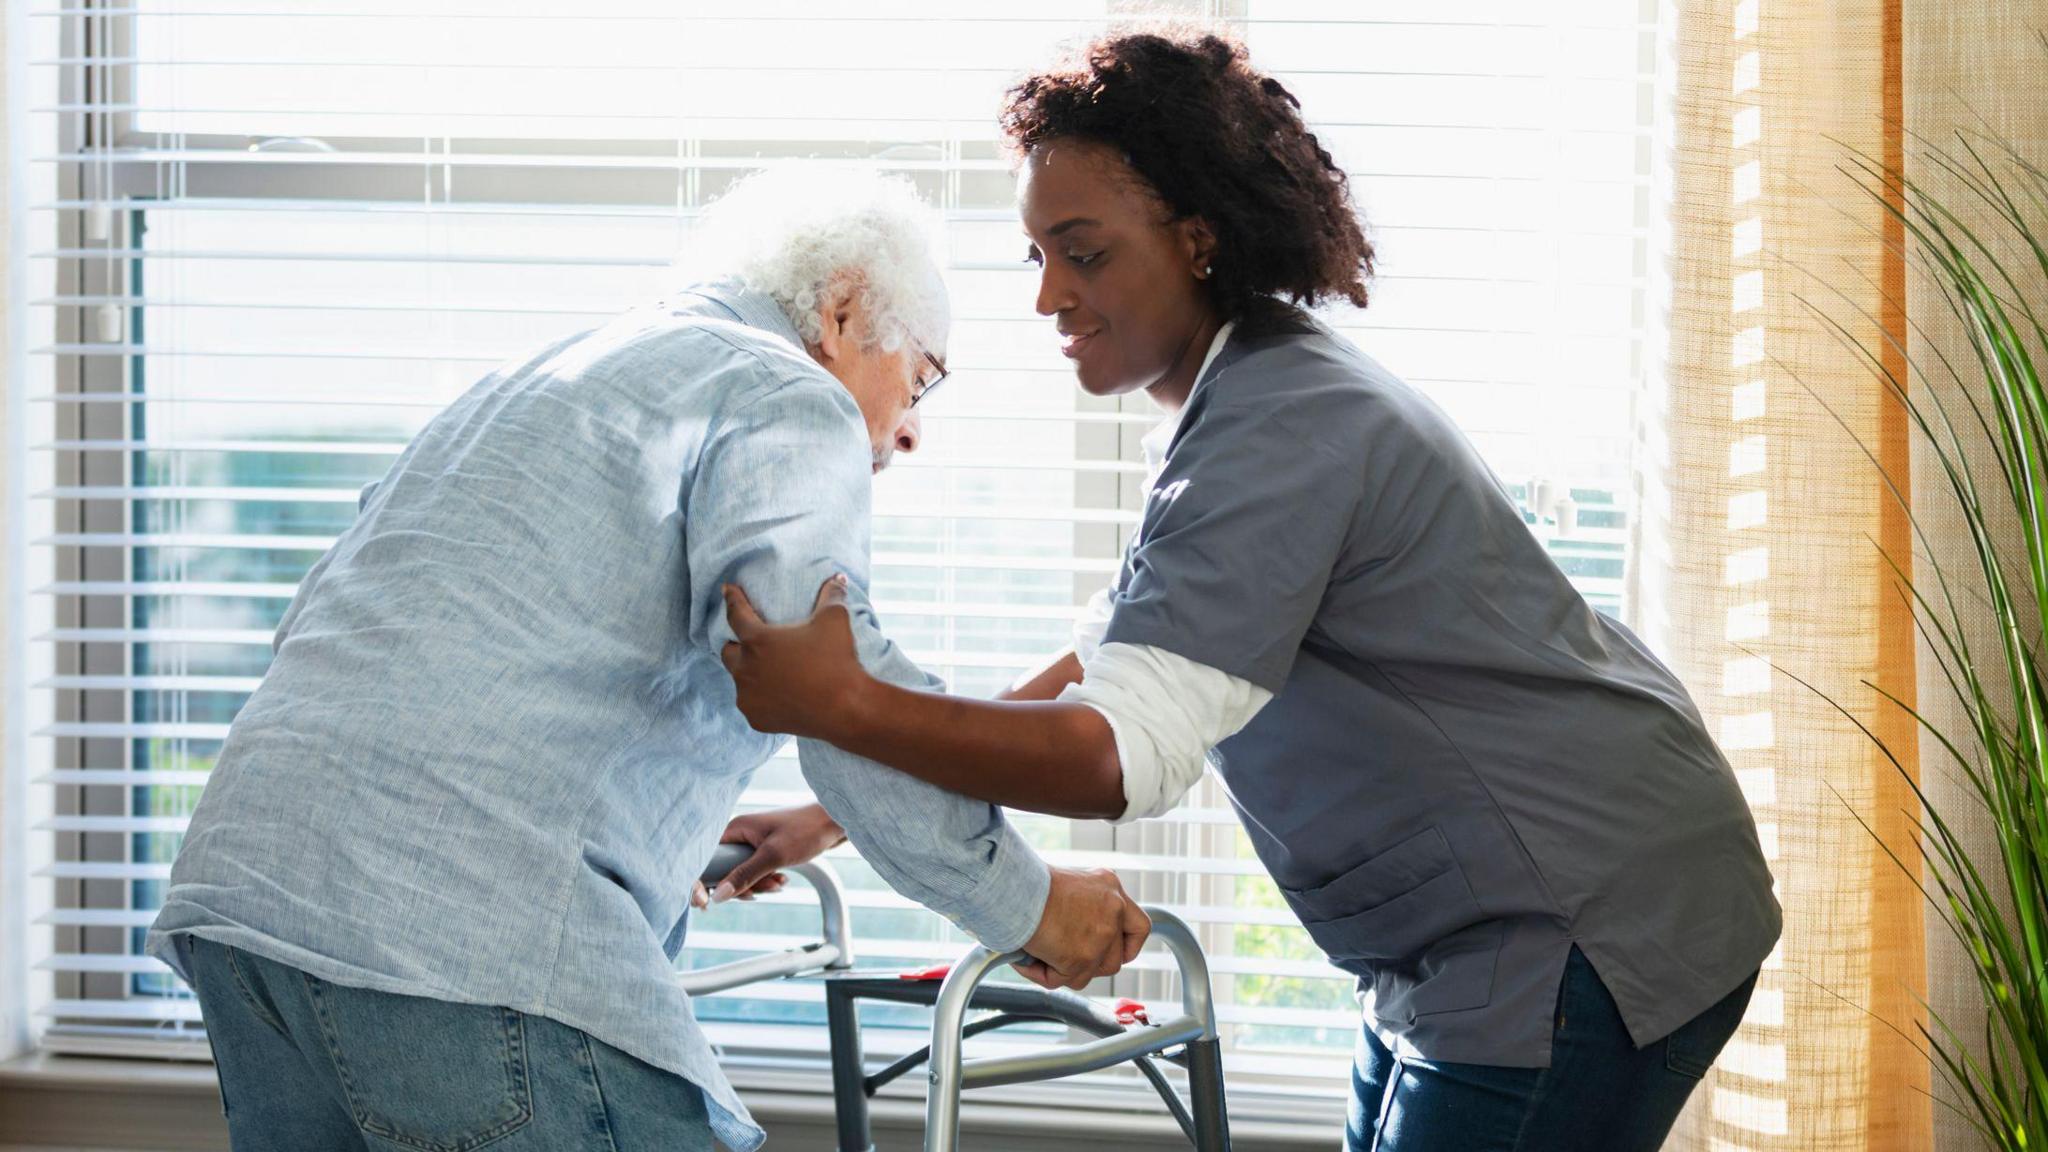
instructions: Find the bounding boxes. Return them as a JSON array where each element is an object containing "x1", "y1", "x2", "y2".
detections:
[{"x1": 1000, "y1": 28, "x2": 1374, "y2": 322}]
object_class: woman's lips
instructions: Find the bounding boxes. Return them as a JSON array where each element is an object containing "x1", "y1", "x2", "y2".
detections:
[{"x1": 1060, "y1": 331, "x2": 1097, "y2": 358}]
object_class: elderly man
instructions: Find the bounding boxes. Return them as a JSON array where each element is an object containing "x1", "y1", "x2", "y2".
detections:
[{"x1": 144, "y1": 170, "x2": 1148, "y2": 1152}]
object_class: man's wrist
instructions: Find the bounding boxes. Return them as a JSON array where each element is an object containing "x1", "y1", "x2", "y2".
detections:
[{"x1": 1022, "y1": 865, "x2": 1062, "y2": 954}]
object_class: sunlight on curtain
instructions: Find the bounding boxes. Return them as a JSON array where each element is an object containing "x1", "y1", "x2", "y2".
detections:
[{"x1": 1661, "y1": 0, "x2": 1928, "y2": 1147}]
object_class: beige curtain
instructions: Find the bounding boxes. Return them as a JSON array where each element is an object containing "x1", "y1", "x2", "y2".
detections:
[
  {"x1": 1902, "y1": 3, "x2": 2048, "y2": 1149},
  {"x1": 1662, "y1": 0, "x2": 1928, "y2": 1148},
  {"x1": 1665, "y1": 1, "x2": 2048, "y2": 1148}
]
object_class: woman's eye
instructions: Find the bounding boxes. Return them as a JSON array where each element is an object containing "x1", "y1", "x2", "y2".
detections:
[{"x1": 1068, "y1": 250, "x2": 1102, "y2": 267}]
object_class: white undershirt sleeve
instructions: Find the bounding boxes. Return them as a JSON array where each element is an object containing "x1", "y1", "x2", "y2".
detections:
[
  {"x1": 1071, "y1": 585, "x2": 1117, "y2": 667},
  {"x1": 1060, "y1": 641, "x2": 1273, "y2": 823}
]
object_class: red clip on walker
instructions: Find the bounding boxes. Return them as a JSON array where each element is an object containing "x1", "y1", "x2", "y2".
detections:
[{"x1": 903, "y1": 969, "x2": 1151, "y2": 1028}]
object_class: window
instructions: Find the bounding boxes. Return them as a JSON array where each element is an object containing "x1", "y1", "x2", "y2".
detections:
[{"x1": 13, "y1": 0, "x2": 1660, "y2": 1119}]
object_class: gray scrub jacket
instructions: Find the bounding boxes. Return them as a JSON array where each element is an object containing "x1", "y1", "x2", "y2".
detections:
[{"x1": 1099, "y1": 308, "x2": 1782, "y2": 1068}]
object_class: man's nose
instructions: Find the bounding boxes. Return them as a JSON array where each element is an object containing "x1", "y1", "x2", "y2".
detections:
[{"x1": 894, "y1": 407, "x2": 922, "y2": 456}]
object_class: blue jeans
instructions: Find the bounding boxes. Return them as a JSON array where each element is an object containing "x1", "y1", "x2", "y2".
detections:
[
  {"x1": 176, "y1": 934, "x2": 716, "y2": 1152},
  {"x1": 1348, "y1": 947, "x2": 1756, "y2": 1152}
]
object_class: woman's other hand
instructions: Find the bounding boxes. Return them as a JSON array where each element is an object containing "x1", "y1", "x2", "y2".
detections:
[{"x1": 694, "y1": 802, "x2": 848, "y2": 908}]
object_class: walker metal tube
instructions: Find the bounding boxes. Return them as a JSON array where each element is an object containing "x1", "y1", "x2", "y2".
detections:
[
  {"x1": 675, "y1": 844, "x2": 855, "y2": 996},
  {"x1": 923, "y1": 908, "x2": 1222, "y2": 1152}
]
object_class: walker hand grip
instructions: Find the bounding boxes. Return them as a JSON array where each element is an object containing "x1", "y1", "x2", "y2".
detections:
[
  {"x1": 675, "y1": 844, "x2": 855, "y2": 996},
  {"x1": 923, "y1": 908, "x2": 1219, "y2": 1152}
]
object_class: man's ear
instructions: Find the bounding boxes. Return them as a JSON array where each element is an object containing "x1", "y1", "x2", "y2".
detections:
[{"x1": 812, "y1": 281, "x2": 858, "y2": 365}]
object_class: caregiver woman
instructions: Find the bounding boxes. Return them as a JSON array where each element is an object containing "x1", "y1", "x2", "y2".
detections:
[{"x1": 717, "y1": 29, "x2": 1780, "y2": 1152}]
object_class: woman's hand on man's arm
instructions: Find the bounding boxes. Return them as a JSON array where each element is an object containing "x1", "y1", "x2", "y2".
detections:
[{"x1": 721, "y1": 579, "x2": 1127, "y2": 820}]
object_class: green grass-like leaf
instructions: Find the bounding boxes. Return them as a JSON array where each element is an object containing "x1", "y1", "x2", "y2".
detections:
[{"x1": 1815, "y1": 114, "x2": 2048, "y2": 1147}]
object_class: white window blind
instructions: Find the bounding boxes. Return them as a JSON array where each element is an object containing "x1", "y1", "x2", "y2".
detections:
[{"x1": 12, "y1": 0, "x2": 1661, "y2": 1113}]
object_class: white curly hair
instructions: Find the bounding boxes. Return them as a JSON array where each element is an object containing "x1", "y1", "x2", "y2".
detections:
[{"x1": 678, "y1": 166, "x2": 951, "y2": 357}]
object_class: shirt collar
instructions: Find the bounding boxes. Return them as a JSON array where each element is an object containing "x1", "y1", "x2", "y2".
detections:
[
  {"x1": 669, "y1": 278, "x2": 807, "y2": 353},
  {"x1": 1140, "y1": 321, "x2": 1235, "y2": 469}
]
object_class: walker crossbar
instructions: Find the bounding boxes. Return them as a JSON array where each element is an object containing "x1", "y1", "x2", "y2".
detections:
[
  {"x1": 921, "y1": 908, "x2": 1230, "y2": 1152},
  {"x1": 679, "y1": 854, "x2": 1232, "y2": 1151}
]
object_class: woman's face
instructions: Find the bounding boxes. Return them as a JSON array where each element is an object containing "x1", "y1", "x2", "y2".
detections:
[{"x1": 1016, "y1": 139, "x2": 1220, "y2": 400}]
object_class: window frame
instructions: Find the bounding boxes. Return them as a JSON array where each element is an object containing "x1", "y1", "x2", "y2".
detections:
[{"x1": 18, "y1": 0, "x2": 1662, "y2": 1123}]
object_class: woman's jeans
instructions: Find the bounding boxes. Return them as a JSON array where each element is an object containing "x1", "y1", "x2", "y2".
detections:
[
  {"x1": 1348, "y1": 946, "x2": 1756, "y2": 1152},
  {"x1": 176, "y1": 934, "x2": 716, "y2": 1152}
]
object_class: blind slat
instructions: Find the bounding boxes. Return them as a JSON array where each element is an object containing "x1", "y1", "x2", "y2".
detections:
[
  {"x1": 28, "y1": 344, "x2": 1117, "y2": 369},
  {"x1": 39, "y1": 675, "x2": 266, "y2": 692},
  {"x1": 26, "y1": 394, "x2": 1162, "y2": 426},
  {"x1": 29, "y1": 10, "x2": 1626, "y2": 28},
  {"x1": 32, "y1": 488, "x2": 1140, "y2": 528},
  {"x1": 29, "y1": 149, "x2": 1635, "y2": 191},
  {"x1": 37, "y1": 769, "x2": 215, "y2": 786},
  {"x1": 35, "y1": 60, "x2": 1586, "y2": 82},
  {"x1": 35, "y1": 148, "x2": 1016, "y2": 171},
  {"x1": 39, "y1": 863, "x2": 177, "y2": 883},
  {"x1": 25, "y1": 200, "x2": 1641, "y2": 241},
  {"x1": 31, "y1": 538, "x2": 1124, "y2": 575},
  {"x1": 31, "y1": 582, "x2": 1102, "y2": 623},
  {"x1": 26, "y1": 7, "x2": 1634, "y2": 28},
  {"x1": 28, "y1": 441, "x2": 1150, "y2": 476},
  {"x1": 42, "y1": 1000, "x2": 207, "y2": 1023},
  {"x1": 38, "y1": 438, "x2": 409, "y2": 455},
  {"x1": 37, "y1": 628, "x2": 277, "y2": 644},
  {"x1": 21, "y1": 254, "x2": 1572, "y2": 289},
  {"x1": 36, "y1": 724, "x2": 237, "y2": 741},
  {"x1": 26, "y1": 642, "x2": 1053, "y2": 676},
  {"x1": 37, "y1": 580, "x2": 301, "y2": 597},
  {"x1": 30, "y1": 814, "x2": 1271, "y2": 884},
  {"x1": 26, "y1": 111, "x2": 1634, "y2": 133},
  {"x1": 37, "y1": 955, "x2": 174, "y2": 974},
  {"x1": 32, "y1": 925, "x2": 1344, "y2": 985}
]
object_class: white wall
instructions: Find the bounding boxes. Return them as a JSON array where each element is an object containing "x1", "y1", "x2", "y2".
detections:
[{"x1": 0, "y1": 0, "x2": 27, "y2": 1063}]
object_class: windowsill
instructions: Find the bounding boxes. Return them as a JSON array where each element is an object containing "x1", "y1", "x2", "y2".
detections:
[
  {"x1": 0, "y1": 1051, "x2": 1345, "y2": 1150},
  {"x1": 0, "y1": 1049, "x2": 219, "y2": 1094}
]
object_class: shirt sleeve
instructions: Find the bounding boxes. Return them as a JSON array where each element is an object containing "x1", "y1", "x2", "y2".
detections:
[
  {"x1": 1071, "y1": 584, "x2": 1117, "y2": 665},
  {"x1": 1101, "y1": 397, "x2": 1360, "y2": 693},
  {"x1": 1061, "y1": 641, "x2": 1273, "y2": 823},
  {"x1": 684, "y1": 376, "x2": 1051, "y2": 953}
]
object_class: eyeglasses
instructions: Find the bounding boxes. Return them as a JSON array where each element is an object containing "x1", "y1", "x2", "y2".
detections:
[{"x1": 910, "y1": 344, "x2": 949, "y2": 409}]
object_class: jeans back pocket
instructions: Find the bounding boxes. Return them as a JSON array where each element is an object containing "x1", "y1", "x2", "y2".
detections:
[{"x1": 305, "y1": 976, "x2": 533, "y2": 1152}]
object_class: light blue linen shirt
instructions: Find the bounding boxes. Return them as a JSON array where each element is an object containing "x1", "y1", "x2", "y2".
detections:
[{"x1": 145, "y1": 283, "x2": 1052, "y2": 1151}]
